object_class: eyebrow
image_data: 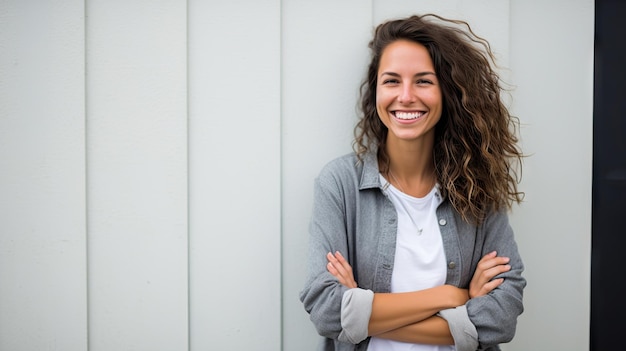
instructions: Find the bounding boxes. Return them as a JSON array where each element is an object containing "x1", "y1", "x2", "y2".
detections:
[{"x1": 379, "y1": 71, "x2": 437, "y2": 77}]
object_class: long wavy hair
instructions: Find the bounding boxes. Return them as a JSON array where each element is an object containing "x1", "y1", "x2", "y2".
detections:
[{"x1": 353, "y1": 14, "x2": 524, "y2": 224}]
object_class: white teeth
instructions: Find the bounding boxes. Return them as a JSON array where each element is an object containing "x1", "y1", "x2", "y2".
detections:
[{"x1": 395, "y1": 111, "x2": 424, "y2": 120}]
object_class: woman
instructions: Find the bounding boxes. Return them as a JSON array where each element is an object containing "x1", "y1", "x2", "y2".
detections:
[{"x1": 300, "y1": 14, "x2": 526, "y2": 351}]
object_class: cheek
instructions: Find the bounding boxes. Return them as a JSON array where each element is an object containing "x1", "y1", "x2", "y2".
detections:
[
  {"x1": 375, "y1": 98, "x2": 387, "y2": 121},
  {"x1": 375, "y1": 89, "x2": 393, "y2": 110},
  {"x1": 430, "y1": 89, "x2": 443, "y2": 107}
]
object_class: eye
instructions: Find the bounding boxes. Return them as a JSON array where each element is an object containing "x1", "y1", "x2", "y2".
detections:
[
  {"x1": 416, "y1": 79, "x2": 433, "y2": 85},
  {"x1": 381, "y1": 78, "x2": 399, "y2": 85}
]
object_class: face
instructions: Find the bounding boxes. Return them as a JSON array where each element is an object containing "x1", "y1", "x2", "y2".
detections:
[{"x1": 376, "y1": 40, "x2": 442, "y2": 146}]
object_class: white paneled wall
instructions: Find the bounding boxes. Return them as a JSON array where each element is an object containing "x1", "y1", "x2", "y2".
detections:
[
  {"x1": 86, "y1": 1, "x2": 188, "y2": 350},
  {"x1": 0, "y1": 1, "x2": 593, "y2": 350},
  {"x1": 0, "y1": 1, "x2": 87, "y2": 350},
  {"x1": 188, "y1": 0, "x2": 281, "y2": 350}
]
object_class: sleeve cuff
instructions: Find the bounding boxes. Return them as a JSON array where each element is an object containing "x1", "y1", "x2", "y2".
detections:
[
  {"x1": 438, "y1": 305, "x2": 478, "y2": 351},
  {"x1": 337, "y1": 288, "x2": 374, "y2": 344}
]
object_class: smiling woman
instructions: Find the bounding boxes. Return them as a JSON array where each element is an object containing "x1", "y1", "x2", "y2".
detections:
[
  {"x1": 300, "y1": 14, "x2": 526, "y2": 351},
  {"x1": 375, "y1": 40, "x2": 442, "y2": 198}
]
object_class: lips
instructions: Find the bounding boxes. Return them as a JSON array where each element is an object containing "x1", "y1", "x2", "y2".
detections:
[{"x1": 392, "y1": 111, "x2": 425, "y2": 120}]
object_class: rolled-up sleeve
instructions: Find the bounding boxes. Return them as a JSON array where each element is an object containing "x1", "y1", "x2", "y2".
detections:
[
  {"x1": 338, "y1": 288, "x2": 374, "y2": 344},
  {"x1": 438, "y1": 305, "x2": 478, "y2": 351}
]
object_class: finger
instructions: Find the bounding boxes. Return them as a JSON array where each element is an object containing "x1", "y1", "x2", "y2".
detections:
[
  {"x1": 327, "y1": 252, "x2": 351, "y2": 279},
  {"x1": 472, "y1": 263, "x2": 510, "y2": 285},
  {"x1": 327, "y1": 261, "x2": 339, "y2": 276},
  {"x1": 477, "y1": 256, "x2": 510, "y2": 272},
  {"x1": 485, "y1": 264, "x2": 511, "y2": 280},
  {"x1": 330, "y1": 251, "x2": 354, "y2": 277},
  {"x1": 482, "y1": 251, "x2": 498, "y2": 260},
  {"x1": 478, "y1": 251, "x2": 508, "y2": 264},
  {"x1": 472, "y1": 276, "x2": 506, "y2": 298},
  {"x1": 475, "y1": 265, "x2": 511, "y2": 286},
  {"x1": 327, "y1": 261, "x2": 356, "y2": 288},
  {"x1": 335, "y1": 252, "x2": 357, "y2": 287},
  {"x1": 477, "y1": 278, "x2": 505, "y2": 296},
  {"x1": 326, "y1": 252, "x2": 341, "y2": 267},
  {"x1": 334, "y1": 251, "x2": 353, "y2": 273},
  {"x1": 327, "y1": 261, "x2": 347, "y2": 281},
  {"x1": 326, "y1": 252, "x2": 341, "y2": 268},
  {"x1": 335, "y1": 251, "x2": 348, "y2": 264},
  {"x1": 476, "y1": 251, "x2": 498, "y2": 268},
  {"x1": 478, "y1": 254, "x2": 509, "y2": 266}
]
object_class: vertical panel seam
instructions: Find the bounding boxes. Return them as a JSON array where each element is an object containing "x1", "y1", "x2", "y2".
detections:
[
  {"x1": 84, "y1": 0, "x2": 91, "y2": 349},
  {"x1": 186, "y1": 0, "x2": 192, "y2": 350},
  {"x1": 279, "y1": 0, "x2": 284, "y2": 350}
]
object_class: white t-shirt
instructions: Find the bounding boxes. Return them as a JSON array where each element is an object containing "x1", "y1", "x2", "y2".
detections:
[{"x1": 367, "y1": 175, "x2": 455, "y2": 351}]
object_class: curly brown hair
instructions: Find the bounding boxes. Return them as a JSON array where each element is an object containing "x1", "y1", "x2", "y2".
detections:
[{"x1": 353, "y1": 13, "x2": 524, "y2": 224}]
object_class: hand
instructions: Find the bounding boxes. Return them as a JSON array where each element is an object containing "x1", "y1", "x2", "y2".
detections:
[
  {"x1": 469, "y1": 251, "x2": 511, "y2": 298},
  {"x1": 326, "y1": 251, "x2": 358, "y2": 288}
]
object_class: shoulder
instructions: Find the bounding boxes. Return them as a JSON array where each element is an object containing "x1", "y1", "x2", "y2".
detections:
[
  {"x1": 315, "y1": 151, "x2": 382, "y2": 194},
  {"x1": 481, "y1": 207, "x2": 513, "y2": 233},
  {"x1": 317, "y1": 152, "x2": 361, "y2": 182},
  {"x1": 312, "y1": 153, "x2": 366, "y2": 201}
]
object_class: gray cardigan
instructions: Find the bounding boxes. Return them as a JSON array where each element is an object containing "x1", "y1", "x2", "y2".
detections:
[{"x1": 299, "y1": 151, "x2": 526, "y2": 351}]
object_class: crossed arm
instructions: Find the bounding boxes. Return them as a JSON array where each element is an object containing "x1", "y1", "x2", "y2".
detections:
[{"x1": 326, "y1": 251, "x2": 511, "y2": 344}]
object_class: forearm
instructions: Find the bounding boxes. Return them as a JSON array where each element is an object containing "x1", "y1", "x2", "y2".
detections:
[
  {"x1": 376, "y1": 315, "x2": 454, "y2": 345},
  {"x1": 368, "y1": 285, "x2": 468, "y2": 336}
]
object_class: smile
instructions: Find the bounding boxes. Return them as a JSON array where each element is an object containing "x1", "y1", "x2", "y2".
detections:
[{"x1": 392, "y1": 111, "x2": 425, "y2": 120}]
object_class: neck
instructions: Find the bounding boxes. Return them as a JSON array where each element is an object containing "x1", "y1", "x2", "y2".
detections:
[
  {"x1": 385, "y1": 134, "x2": 435, "y2": 177},
  {"x1": 382, "y1": 136, "x2": 436, "y2": 197}
]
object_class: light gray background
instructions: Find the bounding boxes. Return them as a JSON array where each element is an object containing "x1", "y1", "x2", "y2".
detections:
[{"x1": 0, "y1": 0, "x2": 592, "y2": 350}]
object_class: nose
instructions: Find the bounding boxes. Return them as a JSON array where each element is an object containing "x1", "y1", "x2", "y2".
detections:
[{"x1": 397, "y1": 83, "x2": 415, "y2": 104}]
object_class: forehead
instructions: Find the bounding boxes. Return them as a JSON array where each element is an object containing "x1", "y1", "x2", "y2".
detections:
[{"x1": 378, "y1": 40, "x2": 435, "y2": 72}]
